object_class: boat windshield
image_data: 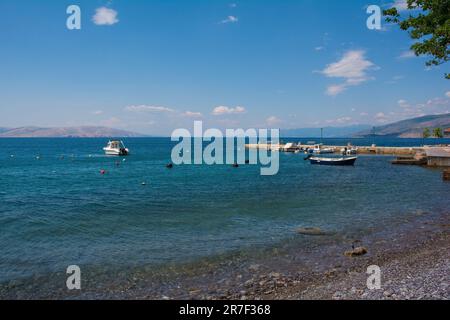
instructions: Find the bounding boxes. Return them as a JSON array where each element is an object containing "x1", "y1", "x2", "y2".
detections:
[{"x1": 109, "y1": 141, "x2": 120, "y2": 148}]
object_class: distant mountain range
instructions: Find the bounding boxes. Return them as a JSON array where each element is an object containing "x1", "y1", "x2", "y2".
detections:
[
  {"x1": 281, "y1": 125, "x2": 371, "y2": 138},
  {"x1": 1, "y1": 114, "x2": 449, "y2": 138},
  {"x1": 281, "y1": 114, "x2": 450, "y2": 138},
  {"x1": 0, "y1": 126, "x2": 145, "y2": 138},
  {"x1": 354, "y1": 113, "x2": 450, "y2": 138}
]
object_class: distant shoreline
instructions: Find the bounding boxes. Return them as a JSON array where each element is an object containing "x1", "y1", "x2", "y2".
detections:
[{"x1": 0, "y1": 136, "x2": 449, "y2": 140}]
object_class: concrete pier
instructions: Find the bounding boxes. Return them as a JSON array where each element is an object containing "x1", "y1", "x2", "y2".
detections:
[{"x1": 245, "y1": 143, "x2": 421, "y2": 156}]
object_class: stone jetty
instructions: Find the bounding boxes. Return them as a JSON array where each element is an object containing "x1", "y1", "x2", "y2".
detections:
[{"x1": 245, "y1": 143, "x2": 420, "y2": 156}]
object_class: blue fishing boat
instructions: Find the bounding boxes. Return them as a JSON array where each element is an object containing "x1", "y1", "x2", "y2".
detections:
[{"x1": 309, "y1": 156, "x2": 357, "y2": 166}]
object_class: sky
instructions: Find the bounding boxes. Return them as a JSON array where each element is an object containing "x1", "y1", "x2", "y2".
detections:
[{"x1": 0, "y1": 0, "x2": 449, "y2": 135}]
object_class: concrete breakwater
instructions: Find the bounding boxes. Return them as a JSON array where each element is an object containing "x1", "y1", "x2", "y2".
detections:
[{"x1": 245, "y1": 143, "x2": 421, "y2": 156}]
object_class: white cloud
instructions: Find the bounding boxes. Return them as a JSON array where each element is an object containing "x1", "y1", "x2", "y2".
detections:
[
  {"x1": 315, "y1": 46, "x2": 324, "y2": 51},
  {"x1": 322, "y1": 50, "x2": 375, "y2": 79},
  {"x1": 384, "y1": 94, "x2": 450, "y2": 123},
  {"x1": 212, "y1": 105, "x2": 246, "y2": 115},
  {"x1": 375, "y1": 112, "x2": 389, "y2": 122},
  {"x1": 266, "y1": 116, "x2": 282, "y2": 127},
  {"x1": 398, "y1": 99, "x2": 410, "y2": 108},
  {"x1": 326, "y1": 84, "x2": 347, "y2": 96},
  {"x1": 92, "y1": 110, "x2": 103, "y2": 115},
  {"x1": 321, "y1": 50, "x2": 376, "y2": 96},
  {"x1": 92, "y1": 7, "x2": 119, "y2": 26},
  {"x1": 398, "y1": 50, "x2": 416, "y2": 59},
  {"x1": 229, "y1": 3, "x2": 237, "y2": 8},
  {"x1": 445, "y1": 91, "x2": 450, "y2": 98},
  {"x1": 183, "y1": 111, "x2": 203, "y2": 118},
  {"x1": 124, "y1": 105, "x2": 174, "y2": 113},
  {"x1": 326, "y1": 116, "x2": 353, "y2": 124},
  {"x1": 426, "y1": 97, "x2": 449, "y2": 107},
  {"x1": 220, "y1": 16, "x2": 238, "y2": 24},
  {"x1": 391, "y1": 0, "x2": 409, "y2": 12},
  {"x1": 385, "y1": 75, "x2": 405, "y2": 84}
]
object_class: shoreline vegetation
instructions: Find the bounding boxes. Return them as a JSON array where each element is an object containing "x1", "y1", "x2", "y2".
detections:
[{"x1": 1, "y1": 210, "x2": 448, "y2": 300}]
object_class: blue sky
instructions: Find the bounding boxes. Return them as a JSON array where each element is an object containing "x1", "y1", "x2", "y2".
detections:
[{"x1": 0, "y1": 0, "x2": 449, "y2": 135}]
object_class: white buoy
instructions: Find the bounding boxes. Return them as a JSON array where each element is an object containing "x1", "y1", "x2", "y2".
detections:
[
  {"x1": 10, "y1": 155, "x2": 14, "y2": 158},
  {"x1": 141, "y1": 182, "x2": 146, "y2": 186}
]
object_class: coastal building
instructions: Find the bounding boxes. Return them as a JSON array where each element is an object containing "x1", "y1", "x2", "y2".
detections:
[
  {"x1": 444, "y1": 128, "x2": 450, "y2": 137},
  {"x1": 424, "y1": 146, "x2": 450, "y2": 167}
]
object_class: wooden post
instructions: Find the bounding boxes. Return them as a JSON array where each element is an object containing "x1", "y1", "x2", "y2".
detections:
[{"x1": 443, "y1": 169, "x2": 450, "y2": 181}]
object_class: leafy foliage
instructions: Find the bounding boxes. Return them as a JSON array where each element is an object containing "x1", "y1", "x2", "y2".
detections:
[
  {"x1": 383, "y1": 0, "x2": 450, "y2": 79},
  {"x1": 433, "y1": 127, "x2": 444, "y2": 138}
]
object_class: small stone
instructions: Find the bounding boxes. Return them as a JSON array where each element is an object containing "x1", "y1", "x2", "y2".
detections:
[
  {"x1": 189, "y1": 289, "x2": 200, "y2": 295},
  {"x1": 249, "y1": 264, "x2": 260, "y2": 271},
  {"x1": 383, "y1": 290, "x2": 393, "y2": 297},
  {"x1": 244, "y1": 279, "x2": 254, "y2": 287},
  {"x1": 344, "y1": 247, "x2": 368, "y2": 257},
  {"x1": 296, "y1": 227, "x2": 327, "y2": 236},
  {"x1": 268, "y1": 272, "x2": 281, "y2": 279}
]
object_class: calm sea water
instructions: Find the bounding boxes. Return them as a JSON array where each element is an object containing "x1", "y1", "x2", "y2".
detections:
[{"x1": 1, "y1": 137, "x2": 449, "y2": 283}]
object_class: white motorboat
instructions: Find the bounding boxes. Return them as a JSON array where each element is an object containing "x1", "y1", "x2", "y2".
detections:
[
  {"x1": 311, "y1": 144, "x2": 335, "y2": 154},
  {"x1": 340, "y1": 147, "x2": 359, "y2": 155},
  {"x1": 281, "y1": 142, "x2": 298, "y2": 152},
  {"x1": 103, "y1": 140, "x2": 129, "y2": 156}
]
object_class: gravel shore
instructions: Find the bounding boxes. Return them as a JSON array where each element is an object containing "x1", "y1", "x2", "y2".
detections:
[
  {"x1": 149, "y1": 212, "x2": 450, "y2": 300},
  {"x1": 289, "y1": 229, "x2": 449, "y2": 300},
  {"x1": 1, "y1": 212, "x2": 448, "y2": 300},
  {"x1": 226, "y1": 215, "x2": 450, "y2": 301}
]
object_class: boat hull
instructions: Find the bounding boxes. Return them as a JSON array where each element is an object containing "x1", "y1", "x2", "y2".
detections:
[
  {"x1": 103, "y1": 148, "x2": 129, "y2": 156},
  {"x1": 310, "y1": 156, "x2": 357, "y2": 166}
]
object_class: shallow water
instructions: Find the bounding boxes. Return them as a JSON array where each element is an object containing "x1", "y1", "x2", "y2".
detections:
[{"x1": 0, "y1": 137, "x2": 449, "y2": 284}]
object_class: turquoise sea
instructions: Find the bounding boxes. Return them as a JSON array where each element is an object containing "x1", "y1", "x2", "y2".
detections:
[{"x1": 0, "y1": 137, "x2": 449, "y2": 287}]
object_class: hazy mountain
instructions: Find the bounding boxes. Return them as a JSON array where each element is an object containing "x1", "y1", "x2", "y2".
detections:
[
  {"x1": 0, "y1": 126, "x2": 146, "y2": 138},
  {"x1": 354, "y1": 113, "x2": 450, "y2": 138},
  {"x1": 0, "y1": 127, "x2": 11, "y2": 134},
  {"x1": 281, "y1": 125, "x2": 372, "y2": 138}
]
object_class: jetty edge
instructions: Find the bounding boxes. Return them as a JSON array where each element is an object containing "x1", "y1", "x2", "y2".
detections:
[{"x1": 246, "y1": 143, "x2": 422, "y2": 156}]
